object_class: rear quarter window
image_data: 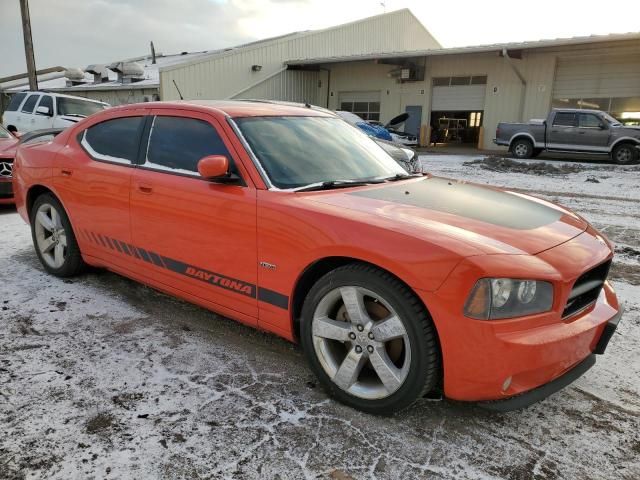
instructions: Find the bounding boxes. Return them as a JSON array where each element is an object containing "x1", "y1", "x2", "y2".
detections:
[
  {"x1": 82, "y1": 117, "x2": 144, "y2": 164},
  {"x1": 6, "y1": 93, "x2": 27, "y2": 112},
  {"x1": 553, "y1": 112, "x2": 577, "y2": 127}
]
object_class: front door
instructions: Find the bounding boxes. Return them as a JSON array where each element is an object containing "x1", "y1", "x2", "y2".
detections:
[
  {"x1": 129, "y1": 109, "x2": 258, "y2": 321},
  {"x1": 404, "y1": 105, "x2": 422, "y2": 136},
  {"x1": 575, "y1": 112, "x2": 610, "y2": 151}
]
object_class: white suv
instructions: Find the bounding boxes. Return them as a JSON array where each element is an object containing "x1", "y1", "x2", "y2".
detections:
[{"x1": 2, "y1": 91, "x2": 109, "y2": 134}]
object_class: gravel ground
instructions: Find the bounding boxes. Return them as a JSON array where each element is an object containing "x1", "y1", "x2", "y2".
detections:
[{"x1": 1, "y1": 154, "x2": 639, "y2": 480}]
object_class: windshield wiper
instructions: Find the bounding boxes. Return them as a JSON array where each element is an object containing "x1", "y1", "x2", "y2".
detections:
[
  {"x1": 382, "y1": 173, "x2": 423, "y2": 182},
  {"x1": 294, "y1": 179, "x2": 383, "y2": 192}
]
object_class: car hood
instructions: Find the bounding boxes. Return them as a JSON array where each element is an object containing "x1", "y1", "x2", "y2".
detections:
[{"x1": 305, "y1": 176, "x2": 588, "y2": 255}]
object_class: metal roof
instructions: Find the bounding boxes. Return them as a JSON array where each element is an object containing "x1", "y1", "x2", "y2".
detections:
[{"x1": 286, "y1": 31, "x2": 640, "y2": 65}]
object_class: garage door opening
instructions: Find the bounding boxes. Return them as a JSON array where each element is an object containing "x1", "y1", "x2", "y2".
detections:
[{"x1": 430, "y1": 110, "x2": 483, "y2": 146}]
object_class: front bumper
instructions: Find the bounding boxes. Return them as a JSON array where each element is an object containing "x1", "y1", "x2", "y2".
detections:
[{"x1": 419, "y1": 228, "x2": 621, "y2": 403}]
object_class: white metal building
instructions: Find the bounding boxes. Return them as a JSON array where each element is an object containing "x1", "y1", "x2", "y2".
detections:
[{"x1": 159, "y1": 9, "x2": 640, "y2": 149}]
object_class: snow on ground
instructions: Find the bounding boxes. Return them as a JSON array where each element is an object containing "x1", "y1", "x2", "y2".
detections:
[{"x1": 1, "y1": 154, "x2": 640, "y2": 479}]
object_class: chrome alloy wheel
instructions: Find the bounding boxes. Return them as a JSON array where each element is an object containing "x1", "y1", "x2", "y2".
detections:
[
  {"x1": 312, "y1": 286, "x2": 411, "y2": 400},
  {"x1": 34, "y1": 203, "x2": 67, "y2": 269}
]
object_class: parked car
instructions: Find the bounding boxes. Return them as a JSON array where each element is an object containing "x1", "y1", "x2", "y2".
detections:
[
  {"x1": 373, "y1": 137, "x2": 419, "y2": 173},
  {"x1": 371, "y1": 113, "x2": 418, "y2": 146},
  {"x1": 495, "y1": 109, "x2": 640, "y2": 164},
  {"x1": 14, "y1": 101, "x2": 622, "y2": 414},
  {"x1": 2, "y1": 91, "x2": 109, "y2": 134},
  {"x1": 336, "y1": 110, "x2": 393, "y2": 141},
  {"x1": 0, "y1": 124, "x2": 19, "y2": 204}
]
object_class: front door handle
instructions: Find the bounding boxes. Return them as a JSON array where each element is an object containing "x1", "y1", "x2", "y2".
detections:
[
  {"x1": 138, "y1": 183, "x2": 153, "y2": 194},
  {"x1": 61, "y1": 169, "x2": 72, "y2": 177}
]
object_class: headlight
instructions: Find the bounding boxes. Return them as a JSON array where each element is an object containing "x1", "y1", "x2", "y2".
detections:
[{"x1": 464, "y1": 278, "x2": 553, "y2": 320}]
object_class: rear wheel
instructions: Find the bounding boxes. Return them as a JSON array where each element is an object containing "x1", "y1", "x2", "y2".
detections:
[
  {"x1": 611, "y1": 143, "x2": 639, "y2": 165},
  {"x1": 30, "y1": 193, "x2": 85, "y2": 277},
  {"x1": 300, "y1": 263, "x2": 440, "y2": 415},
  {"x1": 511, "y1": 138, "x2": 534, "y2": 159}
]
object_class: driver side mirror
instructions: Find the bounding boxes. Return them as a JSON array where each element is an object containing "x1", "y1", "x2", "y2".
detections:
[
  {"x1": 36, "y1": 105, "x2": 52, "y2": 117},
  {"x1": 197, "y1": 155, "x2": 239, "y2": 184}
]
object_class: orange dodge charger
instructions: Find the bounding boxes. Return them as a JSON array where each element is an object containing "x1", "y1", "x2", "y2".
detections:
[{"x1": 13, "y1": 101, "x2": 622, "y2": 414}]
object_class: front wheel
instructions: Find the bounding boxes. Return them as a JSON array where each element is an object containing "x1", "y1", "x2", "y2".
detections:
[
  {"x1": 30, "y1": 193, "x2": 86, "y2": 277},
  {"x1": 611, "y1": 143, "x2": 639, "y2": 165},
  {"x1": 300, "y1": 264, "x2": 440, "y2": 415}
]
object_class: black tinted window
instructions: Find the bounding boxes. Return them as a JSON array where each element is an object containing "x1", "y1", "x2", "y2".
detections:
[
  {"x1": 553, "y1": 112, "x2": 577, "y2": 127},
  {"x1": 21, "y1": 94, "x2": 40, "y2": 113},
  {"x1": 84, "y1": 117, "x2": 143, "y2": 163},
  {"x1": 6, "y1": 93, "x2": 27, "y2": 111},
  {"x1": 37, "y1": 95, "x2": 53, "y2": 115},
  {"x1": 578, "y1": 114, "x2": 602, "y2": 128},
  {"x1": 146, "y1": 116, "x2": 231, "y2": 173}
]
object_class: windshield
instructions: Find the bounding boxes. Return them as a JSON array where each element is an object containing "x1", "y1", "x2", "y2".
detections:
[
  {"x1": 0, "y1": 124, "x2": 11, "y2": 139},
  {"x1": 235, "y1": 116, "x2": 407, "y2": 189},
  {"x1": 57, "y1": 97, "x2": 106, "y2": 117},
  {"x1": 601, "y1": 112, "x2": 622, "y2": 126}
]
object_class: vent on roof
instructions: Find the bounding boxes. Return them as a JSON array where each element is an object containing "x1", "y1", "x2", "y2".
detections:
[
  {"x1": 85, "y1": 64, "x2": 109, "y2": 84},
  {"x1": 64, "y1": 67, "x2": 87, "y2": 86},
  {"x1": 108, "y1": 61, "x2": 145, "y2": 84}
]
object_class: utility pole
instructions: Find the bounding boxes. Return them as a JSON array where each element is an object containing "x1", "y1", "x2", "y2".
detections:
[{"x1": 19, "y1": 0, "x2": 38, "y2": 91}]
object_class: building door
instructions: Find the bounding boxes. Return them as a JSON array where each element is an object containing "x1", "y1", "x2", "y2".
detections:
[{"x1": 404, "y1": 105, "x2": 422, "y2": 136}]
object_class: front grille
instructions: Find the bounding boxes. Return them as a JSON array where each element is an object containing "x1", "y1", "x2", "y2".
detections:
[
  {"x1": 0, "y1": 181, "x2": 13, "y2": 197},
  {"x1": 562, "y1": 260, "x2": 611, "y2": 318},
  {"x1": 0, "y1": 159, "x2": 13, "y2": 179}
]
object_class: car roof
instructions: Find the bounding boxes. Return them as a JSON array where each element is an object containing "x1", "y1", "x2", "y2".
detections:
[
  {"x1": 552, "y1": 108, "x2": 603, "y2": 114},
  {"x1": 21, "y1": 91, "x2": 109, "y2": 105},
  {"x1": 112, "y1": 100, "x2": 333, "y2": 118}
]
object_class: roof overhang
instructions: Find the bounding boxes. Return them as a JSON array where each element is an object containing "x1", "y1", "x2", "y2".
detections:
[{"x1": 285, "y1": 31, "x2": 640, "y2": 66}]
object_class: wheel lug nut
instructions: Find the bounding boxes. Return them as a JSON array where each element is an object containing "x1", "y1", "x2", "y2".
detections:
[
  {"x1": 368, "y1": 332, "x2": 374, "y2": 340},
  {"x1": 348, "y1": 332, "x2": 356, "y2": 340},
  {"x1": 357, "y1": 324, "x2": 364, "y2": 332},
  {"x1": 367, "y1": 345, "x2": 374, "y2": 353},
  {"x1": 355, "y1": 345, "x2": 362, "y2": 354}
]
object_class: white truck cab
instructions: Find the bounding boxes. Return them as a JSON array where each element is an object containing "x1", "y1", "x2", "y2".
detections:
[{"x1": 2, "y1": 91, "x2": 109, "y2": 134}]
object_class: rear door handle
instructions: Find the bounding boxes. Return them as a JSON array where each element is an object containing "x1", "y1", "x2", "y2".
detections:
[
  {"x1": 61, "y1": 169, "x2": 72, "y2": 177},
  {"x1": 578, "y1": 131, "x2": 586, "y2": 134},
  {"x1": 137, "y1": 183, "x2": 153, "y2": 194}
]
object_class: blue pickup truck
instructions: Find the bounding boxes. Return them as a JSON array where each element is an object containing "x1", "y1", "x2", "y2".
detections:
[{"x1": 494, "y1": 109, "x2": 640, "y2": 164}]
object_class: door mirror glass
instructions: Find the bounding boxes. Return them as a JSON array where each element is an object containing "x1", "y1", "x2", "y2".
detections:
[
  {"x1": 198, "y1": 155, "x2": 229, "y2": 179},
  {"x1": 36, "y1": 105, "x2": 52, "y2": 116}
]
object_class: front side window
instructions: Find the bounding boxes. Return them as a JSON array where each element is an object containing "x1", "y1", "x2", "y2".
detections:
[
  {"x1": 553, "y1": 113, "x2": 577, "y2": 127},
  {"x1": 37, "y1": 95, "x2": 54, "y2": 115},
  {"x1": 145, "y1": 116, "x2": 232, "y2": 175},
  {"x1": 578, "y1": 114, "x2": 603, "y2": 128},
  {"x1": 6, "y1": 92, "x2": 27, "y2": 112},
  {"x1": 235, "y1": 116, "x2": 406, "y2": 189},
  {"x1": 58, "y1": 97, "x2": 106, "y2": 118},
  {"x1": 21, "y1": 94, "x2": 40, "y2": 113},
  {"x1": 82, "y1": 117, "x2": 143, "y2": 164}
]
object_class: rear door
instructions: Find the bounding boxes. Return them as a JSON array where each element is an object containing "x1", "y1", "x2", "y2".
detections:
[
  {"x1": 16, "y1": 93, "x2": 40, "y2": 132},
  {"x1": 129, "y1": 109, "x2": 258, "y2": 321},
  {"x1": 53, "y1": 109, "x2": 148, "y2": 268},
  {"x1": 547, "y1": 112, "x2": 577, "y2": 149}
]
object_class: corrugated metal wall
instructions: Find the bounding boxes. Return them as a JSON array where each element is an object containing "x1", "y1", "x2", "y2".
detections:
[
  {"x1": 233, "y1": 70, "x2": 322, "y2": 104},
  {"x1": 554, "y1": 54, "x2": 640, "y2": 98},
  {"x1": 160, "y1": 9, "x2": 439, "y2": 102}
]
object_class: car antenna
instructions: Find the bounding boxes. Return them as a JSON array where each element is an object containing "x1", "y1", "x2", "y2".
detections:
[{"x1": 173, "y1": 79, "x2": 184, "y2": 100}]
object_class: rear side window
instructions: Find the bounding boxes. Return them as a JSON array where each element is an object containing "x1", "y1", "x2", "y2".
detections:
[
  {"x1": 37, "y1": 95, "x2": 54, "y2": 115},
  {"x1": 553, "y1": 112, "x2": 577, "y2": 127},
  {"x1": 6, "y1": 92, "x2": 27, "y2": 112},
  {"x1": 145, "y1": 116, "x2": 232, "y2": 174},
  {"x1": 82, "y1": 117, "x2": 143, "y2": 164},
  {"x1": 21, "y1": 94, "x2": 40, "y2": 113}
]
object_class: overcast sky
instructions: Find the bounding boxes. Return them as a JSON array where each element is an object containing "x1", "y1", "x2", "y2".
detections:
[{"x1": 1, "y1": 0, "x2": 639, "y2": 77}]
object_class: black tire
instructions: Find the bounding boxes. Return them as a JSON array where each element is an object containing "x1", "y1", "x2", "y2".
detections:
[
  {"x1": 611, "y1": 143, "x2": 639, "y2": 165},
  {"x1": 511, "y1": 138, "x2": 534, "y2": 159},
  {"x1": 300, "y1": 263, "x2": 440, "y2": 415},
  {"x1": 30, "y1": 193, "x2": 86, "y2": 277}
]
